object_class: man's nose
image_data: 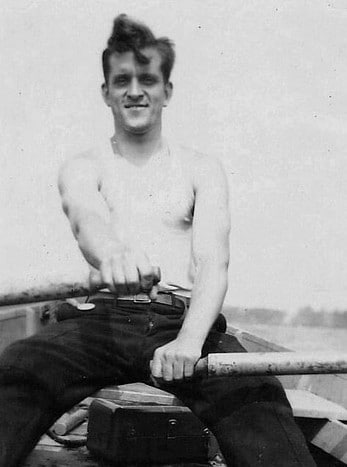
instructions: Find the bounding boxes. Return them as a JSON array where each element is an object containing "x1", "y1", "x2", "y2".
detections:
[{"x1": 127, "y1": 78, "x2": 143, "y2": 99}]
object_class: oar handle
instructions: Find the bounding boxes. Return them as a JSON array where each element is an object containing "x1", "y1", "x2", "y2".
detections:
[
  {"x1": 195, "y1": 351, "x2": 347, "y2": 376},
  {"x1": 0, "y1": 267, "x2": 161, "y2": 306},
  {"x1": 51, "y1": 406, "x2": 89, "y2": 436}
]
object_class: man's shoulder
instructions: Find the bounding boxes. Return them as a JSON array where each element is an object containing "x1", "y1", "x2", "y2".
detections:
[
  {"x1": 61, "y1": 141, "x2": 112, "y2": 173},
  {"x1": 58, "y1": 142, "x2": 113, "y2": 191},
  {"x1": 171, "y1": 142, "x2": 225, "y2": 174},
  {"x1": 66, "y1": 148, "x2": 100, "y2": 166}
]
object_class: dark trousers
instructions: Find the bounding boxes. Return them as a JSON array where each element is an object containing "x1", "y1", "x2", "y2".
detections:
[{"x1": 0, "y1": 299, "x2": 316, "y2": 466}]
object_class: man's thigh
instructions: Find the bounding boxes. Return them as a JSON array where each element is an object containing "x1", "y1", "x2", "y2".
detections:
[{"x1": 0, "y1": 302, "x2": 149, "y2": 399}]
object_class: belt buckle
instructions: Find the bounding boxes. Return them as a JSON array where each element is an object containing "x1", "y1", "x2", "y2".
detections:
[{"x1": 133, "y1": 293, "x2": 151, "y2": 304}]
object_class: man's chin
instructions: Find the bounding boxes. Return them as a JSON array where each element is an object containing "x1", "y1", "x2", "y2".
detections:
[{"x1": 125, "y1": 122, "x2": 151, "y2": 135}]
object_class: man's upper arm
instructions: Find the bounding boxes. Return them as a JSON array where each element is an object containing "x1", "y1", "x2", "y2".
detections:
[
  {"x1": 191, "y1": 155, "x2": 231, "y2": 268},
  {"x1": 58, "y1": 156, "x2": 109, "y2": 236}
]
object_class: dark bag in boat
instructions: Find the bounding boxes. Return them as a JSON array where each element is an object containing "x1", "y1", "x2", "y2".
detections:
[{"x1": 87, "y1": 399, "x2": 210, "y2": 465}]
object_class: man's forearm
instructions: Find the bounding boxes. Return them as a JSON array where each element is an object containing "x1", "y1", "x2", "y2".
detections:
[
  {"x1": 74, "y1": 214, "x2": 119, "y2": 269},
  {"x1": 73, "y1": 213, "x2": 158, "y2": 295},
  {"x1": 177, "y1": 261, "x2": 228, "y2": 346}
]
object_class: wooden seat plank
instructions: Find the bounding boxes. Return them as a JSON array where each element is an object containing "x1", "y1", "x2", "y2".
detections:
[
  {"x1": 285, "y1": 389, "x2": 347, "y2": 420},
  {"x1": 95, "y1": 382, "x2": 182, "y2": 406},
  {"x1": 309, "y1": 419, "x2": 347, "y2": 464},
  {"x1": 96, "y1": 383, "x2": 347, "y2": 421}
]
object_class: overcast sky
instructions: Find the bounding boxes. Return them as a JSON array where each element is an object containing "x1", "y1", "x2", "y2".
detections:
[{"x1": 1, "y1": 0, "x2": 347, "y2": 312}]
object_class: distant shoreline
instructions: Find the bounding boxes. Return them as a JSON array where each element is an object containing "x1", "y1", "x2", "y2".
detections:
[
  {"x1": 223, "y1": 305, "x2": 347, "y2": 329},
  {"x1": 227, "y1": 321, "x2": 347, "y2": 353}
]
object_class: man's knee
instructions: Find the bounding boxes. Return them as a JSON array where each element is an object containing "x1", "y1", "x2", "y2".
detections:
[
  {"x1": 0, "y1": 338, "x2": 33, "y2": 371},
  {"x1": 195, "y1": 374, "x2": 290, "y2": 427},
  {"x1": 0, "y1": 338, "x2": 49, "y2": 389},
  {"x1": 0, "y1": 333, "x2": 68, "y2": 398}
]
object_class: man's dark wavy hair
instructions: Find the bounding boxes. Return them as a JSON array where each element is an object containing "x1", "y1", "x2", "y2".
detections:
[{"x1": 102, "y1": 14, "x2": 175, "y2": 84}]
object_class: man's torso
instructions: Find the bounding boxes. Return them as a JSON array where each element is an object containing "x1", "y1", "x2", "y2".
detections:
[{"x1": 85, "y1": 139, "x2": 199, "y2": 293}]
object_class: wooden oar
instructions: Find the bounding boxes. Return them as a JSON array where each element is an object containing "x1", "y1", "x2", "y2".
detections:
[
  {"x1": 0, "y1": 268, "x2": 161, "y2": 307},
  {"x1": 0, "y1": 279, "x2": 97, "y2": 306},
  {"x1": 195, "y1": 351, "x2": 347, "y2": 376}
]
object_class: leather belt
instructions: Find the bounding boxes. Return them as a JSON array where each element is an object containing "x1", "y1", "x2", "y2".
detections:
[{"x1": 90, "y1": 291, "x2": 189, "y2": 311}]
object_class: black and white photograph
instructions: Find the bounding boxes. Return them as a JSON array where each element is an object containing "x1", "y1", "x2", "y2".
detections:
[{"x1": 1, "y1": 1, "x2": 347, "y2": 465}]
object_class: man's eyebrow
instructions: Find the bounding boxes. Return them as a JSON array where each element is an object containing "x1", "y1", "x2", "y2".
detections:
[
  {"x1": 113, "y1": 72, "x2": 130, "y2": 78},
  {"x1": 139, "y1": 72, "x2": 160, "y2": 79},
  {"x1": 111, "y1": 72, "x2": 130, "y2": 82}
]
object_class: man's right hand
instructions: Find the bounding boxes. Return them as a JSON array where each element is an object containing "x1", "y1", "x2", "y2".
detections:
[{"x1": 90, "y1": 247, "x2": 161, "y2": 296}]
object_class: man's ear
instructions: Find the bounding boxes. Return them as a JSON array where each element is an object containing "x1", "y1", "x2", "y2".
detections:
[
  {"x1": 163, "y1": 81, "x2": 173, "y2": 107},
  {"x1": 101, "y1": 83, "x2": 110, "y2": 107}
]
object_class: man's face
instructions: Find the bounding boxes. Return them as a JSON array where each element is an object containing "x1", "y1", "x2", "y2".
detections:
[{"x1": 102, "y1": 48, "x2": 172, "y2": 135}]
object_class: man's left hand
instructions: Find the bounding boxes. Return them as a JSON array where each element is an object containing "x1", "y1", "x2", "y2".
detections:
[{"x1": 150, "y1": 337, "x2": 202, "y2": 382}]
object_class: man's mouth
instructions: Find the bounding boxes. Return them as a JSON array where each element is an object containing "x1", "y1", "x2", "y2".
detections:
[{"x1": 124, "y1": 104, "x2": 149, "y2": 109}]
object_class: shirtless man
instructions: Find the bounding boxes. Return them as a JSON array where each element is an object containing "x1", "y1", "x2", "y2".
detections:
[
  {"x1": 59, "y1": 15, "x2": 230, "y2": 385},
  {"x1": 0, "y1": 14, "x2": 316, "y2": 466}
]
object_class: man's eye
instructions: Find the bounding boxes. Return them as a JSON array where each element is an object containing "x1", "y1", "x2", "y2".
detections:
[
  {"x1": 113, "y1": 77, "x2": 128, "y2": 86},
  {"x1": 141, "y1": 76, "x2": 156, "y2": 85}
]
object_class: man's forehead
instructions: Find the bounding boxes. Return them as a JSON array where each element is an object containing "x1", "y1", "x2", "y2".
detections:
[{"x1": 108, "y1": 48, "x2": 162, "y2": 74}]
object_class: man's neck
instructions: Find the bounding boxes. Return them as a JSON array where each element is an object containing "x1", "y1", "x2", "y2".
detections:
[{"x1": 112, "y1": 126, "x2": 164, "y2": 166}]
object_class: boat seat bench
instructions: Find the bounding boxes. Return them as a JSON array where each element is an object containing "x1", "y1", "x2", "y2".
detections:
[
  {"x1": 92, "y1": 383, "x2": 347, "y2": 465},
  {"x1": 94, "y1": 382, "x2": 347, "y2": 420},
  {"x1": 25, "y1": 382, "x2": 347, "y2": 466}
]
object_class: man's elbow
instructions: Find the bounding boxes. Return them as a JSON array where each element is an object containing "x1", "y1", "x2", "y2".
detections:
[
  {"x1": 216, "y1": 257, "x2": 229, "y2": 286},
  {"x1": 199, "y1": 257, "x2": 229, "y2": 294},
  {"x1": 195, "y1": 251, "x2": 229, "y2": 276}
]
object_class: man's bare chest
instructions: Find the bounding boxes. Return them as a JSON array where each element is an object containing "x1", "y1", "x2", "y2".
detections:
[{"x1": 98, "y1": 160, "x2": 195, "y2": 228}]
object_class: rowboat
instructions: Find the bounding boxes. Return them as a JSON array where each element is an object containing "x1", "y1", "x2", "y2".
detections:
[{"x1": 0, "y1": 283, "x2": 346, "y2": 466}]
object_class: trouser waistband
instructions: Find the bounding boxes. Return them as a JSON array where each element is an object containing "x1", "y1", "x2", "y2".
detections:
[{"x1": 89, "y1": 291, "x2": 189, "y2": 312}]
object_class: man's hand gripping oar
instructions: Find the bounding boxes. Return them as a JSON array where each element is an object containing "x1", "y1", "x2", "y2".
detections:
[{"x1": 0, "y1": 266, "x2": 161, "y2": 306}]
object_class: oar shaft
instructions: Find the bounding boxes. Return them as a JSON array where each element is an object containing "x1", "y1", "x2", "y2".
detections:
[
  {"x1": 0, "y1": 267, "x2": 162, "y2": 307},
  {"x1": 0, "y1": 281, "x2": 99, "y2": 306},
  {"x1": 195, "y1": 352, "x2": 347, "y2": 376}
]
